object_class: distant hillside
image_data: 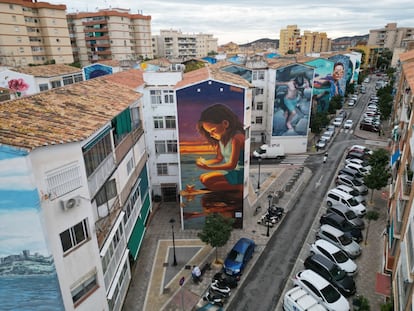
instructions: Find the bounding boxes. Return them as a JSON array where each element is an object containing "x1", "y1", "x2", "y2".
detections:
[
  {"x1": 332, "y1": 34, "x2": 369, "y2": 43},
  {"x1": 239, "y1": 38, "x2": 279, "y2": 49}
]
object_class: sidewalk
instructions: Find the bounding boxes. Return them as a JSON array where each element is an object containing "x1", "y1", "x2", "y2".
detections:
[{"x1": 123, "y1": 124, "x2": 391, "y2": 311}]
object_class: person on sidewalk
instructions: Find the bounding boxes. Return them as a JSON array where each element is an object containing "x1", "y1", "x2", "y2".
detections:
[{"x1": 192, "y1": 265, "x2": 202, "y2": 283}]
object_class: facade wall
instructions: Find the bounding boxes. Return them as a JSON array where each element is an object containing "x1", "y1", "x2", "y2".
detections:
[
  {"x1": 368, "y1": 23, "x2": 414, "y2": 51},
  {"x1": 0, "y1": 1, "x2": 73, "y2": 66}
]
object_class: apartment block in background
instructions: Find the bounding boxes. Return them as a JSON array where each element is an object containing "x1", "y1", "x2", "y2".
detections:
[
  {"x1": 368, "y1": 23, "x2": 414, "y2": 51},
  {"x1": 152, "y1": 29, "x2": 218, "y2": 60},
  {"x1": 0, "y1": 0, "x2": 74, "y2": 66},
  {"x1": 67, "y1": 8, "x2": 153, "y2": 66}
]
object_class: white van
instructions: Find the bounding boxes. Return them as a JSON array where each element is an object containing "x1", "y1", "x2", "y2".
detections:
[
  {"x1": 252, "y1": 144, "x2": 285, "y2": 159},
  {"x1": 283, "y1": 286, "x2": 327, "y2": 311},
  {"x1": 326, "y1": 188, "x2": 366, "y2": 217}
]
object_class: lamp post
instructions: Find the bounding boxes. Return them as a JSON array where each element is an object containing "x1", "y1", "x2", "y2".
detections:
[
  {"x1": 169, "y1": 218, "x2": 177, "y2": 266},
  {"x1": 257, "y1": 157, "x2": 262, "y2": 191},
  {"x1": 267, "y1": 194, "x2": 272, "y2": 237}
]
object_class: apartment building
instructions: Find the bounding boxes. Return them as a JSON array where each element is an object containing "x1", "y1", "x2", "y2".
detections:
[
  {"x1": 386, "y1": 49, "x2": 414, "y2": 311},
  {"x1": 368, "y1": 23, "x2": 414, "y2": 51},
  {"x1": 0, "y1": 0, "x2": 74, "y2": 67},
  {"x1": 67, "y1": 8, "x2": 153, "y2": 66},
  {"x1": 279, "y1": 25, "x2": 331, "y2": 55},
  {"x1": 152, "y1": 29, "x2": 218, "y2": 60},
  {"x1": 0, "y1": 74, "x2": 150, "y2": 311}
]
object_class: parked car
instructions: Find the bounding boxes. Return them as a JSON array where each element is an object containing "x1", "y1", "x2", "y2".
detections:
[
  {"x1": 316, "y1": 224, "x2": 361, "y2": 259},
  {"x1": 335, "y1": 174, "x2": 368, "y2": 196},
  {"x1": 359, "y1": 121, "x2": 379, "y2": 132},
  {"x1": 304, "y1": 254, "x2": 356, "y2": 297},
  {"x1": 310, "y1": 239, "x2": 358, "y2": 276},
  {"x1": 343, "y1": 120, "x2": 353, "y2": 129},
  {"x1": 346, "y1": 150, "x2": 371, "y2": 162},
  {"x1": 223, "y1": 237, "x2": 255, "y2": 276},
  {"x1": 283, "y1": 286, "x2": 328, "y2": 311},
  {"x1": 347, "y1": 99, "x2": 355, "y2": 107},
  {"x1": 344, "y1": 158, "x2": 372, "y2": 171},
  {"x1": 326, "y1": 125, "x2": 336, "y2": 135},
  {"x1": 321, "y1": 131, "x2": 333, "y2": 142},
  {"x1": 332, "y1": 184, "x2": 366, "y2": 205},
  {"x1": 337, "y1": 167, "x2": 364, "y2": 183},
  {"x1": 320, "y1": 212, "x2": 363, "y2": 243},
  {"x1": 350, "y1": 94, "x2": 358, "y2": 101},
  {"x1": 349, "y1": 145, "x2": 373, "y2": 155},
  {"x1": 327, "y1": 204, "x2": 365, "y2": 230},
  {"x1": 345, "y1": 163, "x2": 370, "y2": 175},
  {"x1": 326, "y1": 188, "x2": 366, "y2": 217},
  {"x1": 333, "y1": 117, "x2": 343, "y2": 127},
  {"x1": 316, "y1": 138, "x2": 328, "y2": 149},
  {"x1": 293, "y1": 269, "x2": 350, "y2": 311}
]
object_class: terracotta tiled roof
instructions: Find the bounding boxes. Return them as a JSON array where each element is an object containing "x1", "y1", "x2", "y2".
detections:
[
  {"x1": 400, "y1": 50, "x2": 414, "y2": 63},
  {"x1": 267, "y1": 58, "x2": 297, "y2": 69},
  {"x1": 0, "y1": 78, "x2": 141, "y2": 151},
  {"x1": 13, "y1": 64, "x2": 82, "y2": 77},
  {"x1": 96, "y1": 60, "x2": 120, "y2": 67},
  {"x1": 402, "y1": 62, "x2": 414, "y2": 90},
  {"x1": 103, "y1": 69, "x2": 145, "y2": 89},
  {"x1": 174, "y1": 66, "x2": 252, "y2": 89},
  {"x1": 145, "y1": 58, "x2": 172, "y2": 67}
]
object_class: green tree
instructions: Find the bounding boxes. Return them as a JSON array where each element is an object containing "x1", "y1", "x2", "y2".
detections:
[
  {"x1": 328, "y1": 95, "x2": 343, "y2": 114},
  {"x1": 310, "y1": 112, "x2": 329, "y2": 134},
  {"x1": 368, "y1": 148, "x2": 389, "y2": 168},
  {"x1": 198, "y1": 213, "x2": 234, "y2": 263},
  {"x1": 364, "y1": 164, "x2": 390, "y2": 204}
]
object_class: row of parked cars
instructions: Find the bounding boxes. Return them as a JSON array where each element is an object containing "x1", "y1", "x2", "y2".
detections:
[
  {"x1": 360, "y1": 95, "x2": 380, "y2": 132},
  {"x1": 283, "y1": 145, "x2": 373, "y2": 311}
]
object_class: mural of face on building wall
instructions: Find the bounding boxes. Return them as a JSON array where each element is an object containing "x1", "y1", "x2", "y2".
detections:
[
  {"x1": 0, "y1": 146, "x2": 64, "y2": 310},
  {"x1": 328, "y1": 54, "x2": 350, "y2": 98},
  {"x1": 273, "y1": 64, "x2": 314, "y2": 136},
  {"x1": 176, "y1": 82, "x2": 245, "y2": 229}
]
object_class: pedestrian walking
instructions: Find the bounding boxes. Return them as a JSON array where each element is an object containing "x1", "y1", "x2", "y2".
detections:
[{"x1": 323, "y1": 153, "x2": 328, "y2": 163}]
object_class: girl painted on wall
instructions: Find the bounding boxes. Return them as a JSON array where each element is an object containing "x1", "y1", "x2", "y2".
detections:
[{"x1": 195, "y1": 104, "x2": 244, "y2": 192}]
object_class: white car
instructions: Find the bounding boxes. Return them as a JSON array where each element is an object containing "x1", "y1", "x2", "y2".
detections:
[
  {"x1": 333, "y1": 117, "x2": 343, "y2": 127},
  {"x1": 347, "y1": 99, "x2": 355, "y2": 107},
  {"x1": 321, "y1": 131, "x2": 333, "y2": 142},
  {"x1": 293, "y1": 269, "x2": 350, "y2": 311},
  {"x1": 346, "y1": 163, "x2": 370, "y2": 175},
  {"x1": 345, "y1": 158, "x2": 372, "y2": 170},
  {"x1": 350, "y1": 95, "x2": 358, "y2": 101},
  {"x1": 310, "y1": 239, "x2": 358, "y2": 276},
  {"x1": 343, "y1": 120, "x2": 353, "y2": 129}
]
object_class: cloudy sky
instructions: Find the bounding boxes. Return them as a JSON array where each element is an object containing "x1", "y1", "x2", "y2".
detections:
[{"x1": 48, "y1": 0, "x2": 414, "y2": 45}]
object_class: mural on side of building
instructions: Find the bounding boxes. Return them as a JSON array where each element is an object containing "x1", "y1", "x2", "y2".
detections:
[
  {"x1": 0, "y1": 70, "x2": 37, "y2": 99},
  {"x1": 328, "y1": 54, "x2": 350, "y2": 98},
  {"x1": 83, "y1": 63, "x2": 113, "y2": 80},
  {"x1": 221, "y1": 65, "x2": 252, "y2": 83},
  {"x1": 273, "y1": 64, "x2": 314, "y2": 136},
  {"x1": 0, "y1": 145, "x2": 64, "y2": 310},
  {"x1": 176, "y1": 81, "x2": 245, "y2": 229},
  {"x1": 346, "y1": 52, "x2": 362, "y2": 85},
  {"x1": 306, "y1": 58, "x2": 334, "y2": 114}
]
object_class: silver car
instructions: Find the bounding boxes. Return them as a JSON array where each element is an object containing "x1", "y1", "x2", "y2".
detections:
[{"x1": 316, "y1": 224, "x2": 361, "y2": 259}]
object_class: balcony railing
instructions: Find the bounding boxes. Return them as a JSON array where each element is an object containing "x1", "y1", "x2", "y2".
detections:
[{"x1": 95, "y1": 197, "x2": 122, "y2": 248}]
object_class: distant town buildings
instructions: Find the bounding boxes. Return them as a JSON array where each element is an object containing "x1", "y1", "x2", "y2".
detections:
[
  {"x1": 152, "y1": 29, "x2": 218, "y2": 60},
  {"x1": 279, "y1": 25, "x2": 331, "y2": 55},
  {"x1": 67, "y1": 8, "x2": 153, "y2": 66},
  {"x1": 0, "y1": 0, "x2": 74, "y2": 67},
  {"x1": 368, "y1": 23, "x2": 414, "y2": 51}
]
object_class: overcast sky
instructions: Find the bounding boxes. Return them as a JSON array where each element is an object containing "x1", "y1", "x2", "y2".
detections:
[{"x1": 48, "y1": 0, "x2": 414, "y2": 45}]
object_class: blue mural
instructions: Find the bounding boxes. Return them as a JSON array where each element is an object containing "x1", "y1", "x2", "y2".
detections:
[
  {"x1": 306, "y1": 58, "x2": 334, "y2": 113},
  {"x1": 221, "y1": 65, "x2": 252, "y2": 83},
  {"x1": 273, "y1": 64, "x2": 314, "y2": 136},
  {"x1": 0, "y1": 145, "x2": 64, "y2": 310},
  {"x1": 83, "y1": 64, "x2": 113, "y2": 80}
]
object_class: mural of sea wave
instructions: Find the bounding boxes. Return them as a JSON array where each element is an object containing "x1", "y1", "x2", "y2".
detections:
[{"x1": 0, "y1": 274, "x2": 64, "y2": 311}]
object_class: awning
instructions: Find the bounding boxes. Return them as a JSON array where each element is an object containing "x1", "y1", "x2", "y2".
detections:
[
  {"x1": 375, "y1": 273, "x2": 391, "y2": 296},
  {"x1": 127, "y1": 217, "x2": 145, "y2": 260}
]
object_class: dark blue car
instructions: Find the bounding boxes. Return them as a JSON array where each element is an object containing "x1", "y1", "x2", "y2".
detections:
[{"x1": 223, "y1": 237, "x2": 256, "y2": 276}]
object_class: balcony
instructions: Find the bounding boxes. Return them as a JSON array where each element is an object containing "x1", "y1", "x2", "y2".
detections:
[
  {"x1": 95, "y1": 197, "x2": 122, "y2": 248},
  {"x1": 114, "y1": 126, "x2": 144, "y2": 165},
  {"x1": 83, "y1": 19, "x2": 107, "y2": 26},
  {"x1": 403, "y1": 169, "x2": 413, "y2": 196}
]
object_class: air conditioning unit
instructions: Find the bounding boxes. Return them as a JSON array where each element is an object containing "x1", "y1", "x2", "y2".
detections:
[{"x1": 60, "y1": 196, "x2": 81, "y2": 210}]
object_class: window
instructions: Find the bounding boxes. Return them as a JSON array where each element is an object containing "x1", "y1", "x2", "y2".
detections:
[
  {"x1": 60, "y1": 218, "x2": 90, "y2": 253},
  {"x1": 155, "y1": 141, "x2": 166, "y2": 153},
  {"x1": 150, "y1": 90, "x2": 162, "y2": 105},
  {"x1": 255, "y1": 116, "x2": 263, "y2": 124},
  {"x1": 165, "y1": 116, "x2": 176, "y2": 129},
  {"x1": 255, "y1": 88, "x2": 264, "y2": 95},
  {"x1": 163, "y1": 90, "x2": 174, "y2": 103},
  {"x1": 63, "y1": 76, "x2": 74, "y2": 85},
  {"x1": 39, "y1": 83, "x2": 49, "y2": 91},
  {"x1": 83, "y1": 131, "x2": 112, "y2": 177},
  {"x1": 126, "y1": 157, "x2": 135, "y2": 175},
  {"x1": 157, "y1": 163, "x2": 168, "y2": 175},
  {"x1": 95, "y1": 179, "x2": 117, "y2": 206},
  {"x1": 256, "y1": 102, "x2": 263, "y2": 110},
  {"x1": 19, "y1": 47, "x2": 24, "y2": 53},
  {"x1": 74, "y1": 74, "x2": 83, "y2": 83},
  {"x1": 71, "y1": 270, "x2": 98, "y2": 304},
  {"x1": 51, "y1": 80, "x2": 61, "y2": 88},
  {"x1": 167, "y1": 140, "x2": 177, "y2": 153},
  {"x1": 153, "y1": 117, "x2": 164, "y2": 129}
]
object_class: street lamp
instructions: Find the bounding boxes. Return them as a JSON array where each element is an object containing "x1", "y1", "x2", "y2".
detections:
[
  {"x1": 169, "y1": 218, "x2": 177, "y2": 266},
  {"x1": 257, "y1": 157, "x2": 262, "y2": 191},
  {"x1": 267, "y1": 194, "x2": 272, "y2": 237}
]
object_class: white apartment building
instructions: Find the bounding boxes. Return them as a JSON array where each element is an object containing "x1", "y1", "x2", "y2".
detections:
[
  {"x1": 152, "y1": 29, "x2": 218, "y2": 60},
  {"x1": 0, "y1": 75, "x2": 150, "y2": 311},
  {"x1": 0, "y1": 0, "x2": 74, "y2": 66},
  {"x1": 67, "y1": 8, "x2": 153, "y2": 66},
  {"x1": 368, "y1": 23, "x2": 414, "y2": 51}
]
